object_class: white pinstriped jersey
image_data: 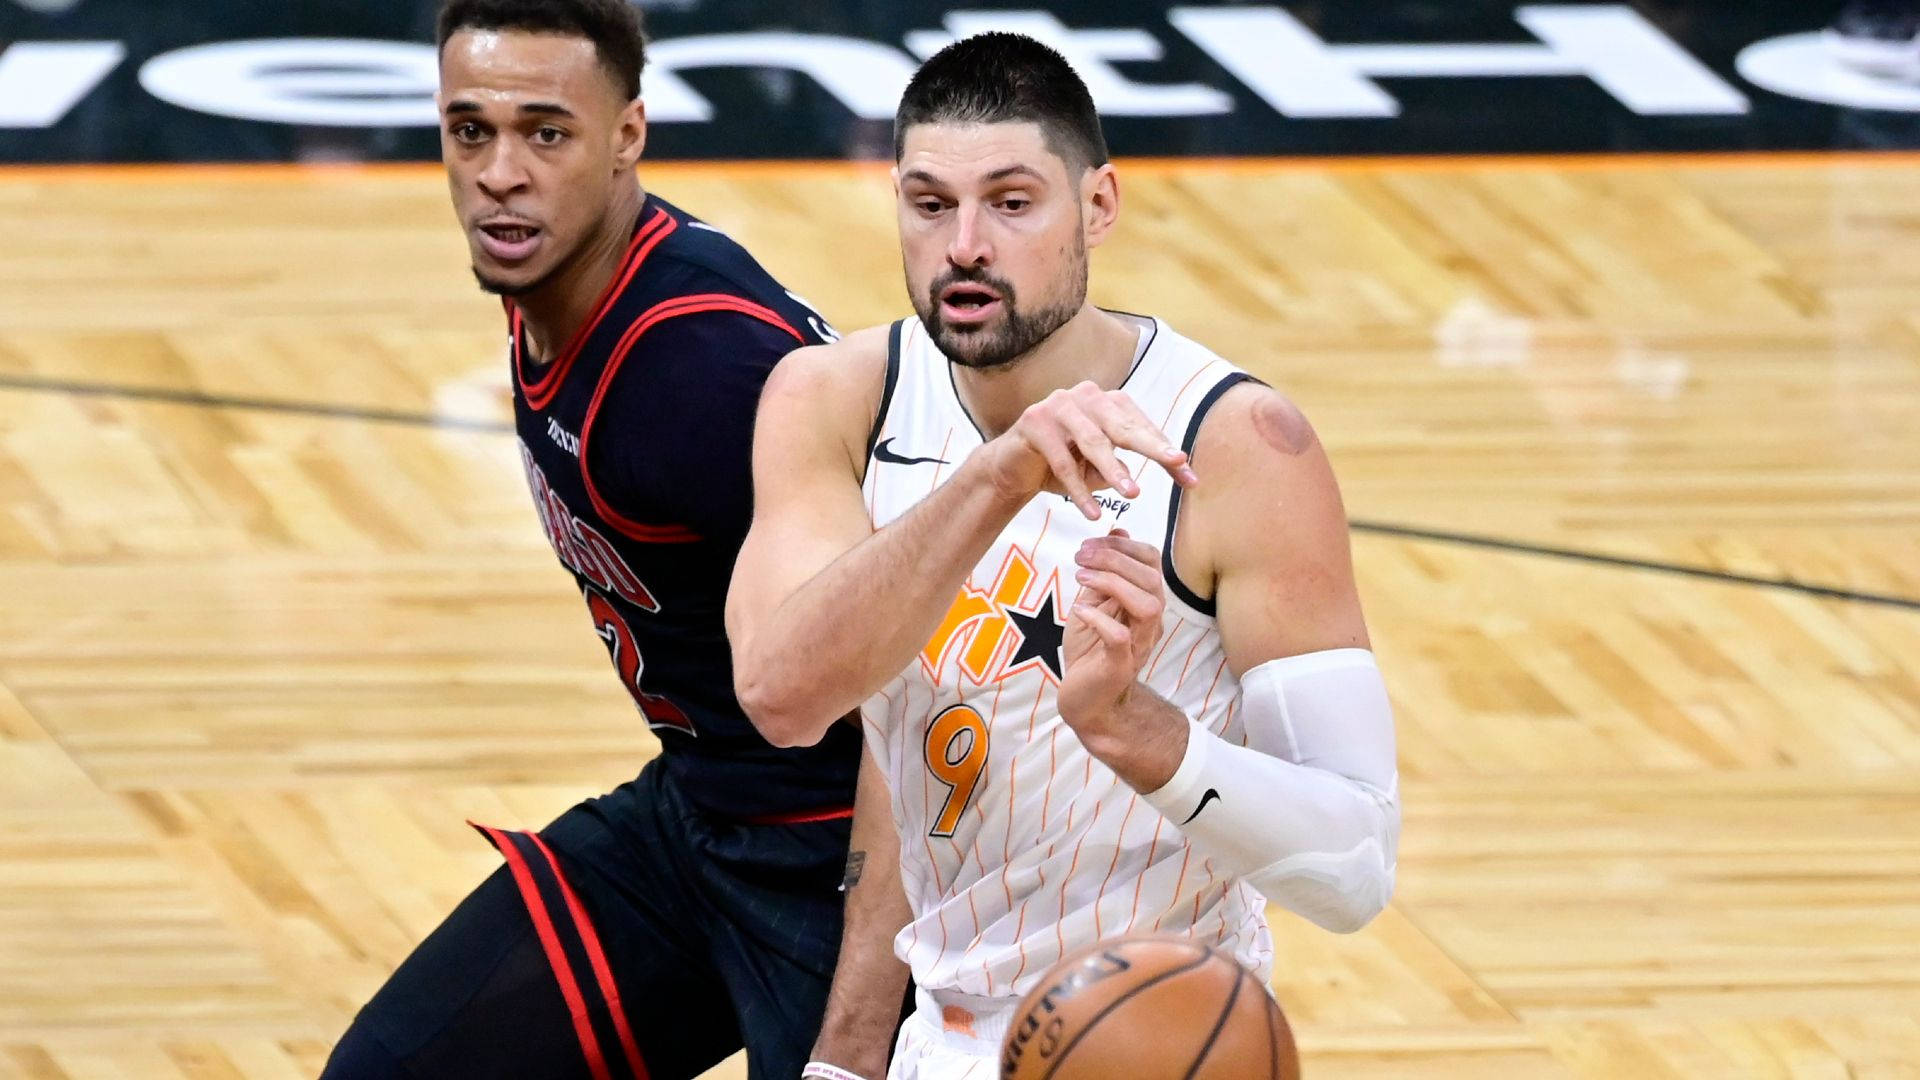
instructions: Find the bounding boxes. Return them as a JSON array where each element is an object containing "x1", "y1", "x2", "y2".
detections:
[{"x1": 860, "y1": 313, "x2": 1274, "y2": 1000}]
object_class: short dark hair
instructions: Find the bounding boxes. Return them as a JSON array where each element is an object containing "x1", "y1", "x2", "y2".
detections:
[
  {"x1": 894, "y1": 33, "x2": 1109, "y2": 172},
  {"x1": 437, "y1": 0, "x2": 647, "y2": 101}
]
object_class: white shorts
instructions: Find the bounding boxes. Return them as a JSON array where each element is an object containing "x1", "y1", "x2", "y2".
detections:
[{"x1": 886, "y1": 987, "x2": 1021, "y2": 1080}]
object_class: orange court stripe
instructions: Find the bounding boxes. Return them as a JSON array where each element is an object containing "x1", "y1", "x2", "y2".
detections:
[{"x1": 11, "y1": 148, "x2": 1920, "y2": 183}]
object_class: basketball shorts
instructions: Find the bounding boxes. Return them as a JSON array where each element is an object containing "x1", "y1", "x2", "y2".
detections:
[
  {"x1": 887, "y1": 987, "x2": 1020, "y2": 1080},
  {"x1": 321, "y1": 759, "x2": 851, "y2": 1079}
]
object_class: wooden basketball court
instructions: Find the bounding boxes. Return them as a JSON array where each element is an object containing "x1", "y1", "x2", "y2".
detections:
[{"x1": 0, "y1": 155, "x2": 1916, "y2": 1077}]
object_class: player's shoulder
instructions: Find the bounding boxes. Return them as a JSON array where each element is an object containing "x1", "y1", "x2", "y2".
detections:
[
  {"x1": 757, "y1": 323, "x2": 896, "y2": 467},
  {"x1": 637, "y1": 196, "x2": 796, "y2": 310},
  {"x1": 1169, "y1": 357, "x2": 1348, "y2": 596},
  {"x1": 1173, "y1": 330, "x2": 1331, "y2": 505},
  {"x1": 766, "y1": 322, "x2": 892, "y2": 405}
]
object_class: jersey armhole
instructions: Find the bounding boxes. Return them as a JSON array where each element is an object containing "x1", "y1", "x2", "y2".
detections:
[
  {"x1": 1162, "y1": 371, "x2": 1262, "y2": 616},
  {"x1": 578, "y1": 294, "x2": 802, "y2": 544},
  {"x1": 858, "y1": 319, "x2": 906, "y2": 485}
]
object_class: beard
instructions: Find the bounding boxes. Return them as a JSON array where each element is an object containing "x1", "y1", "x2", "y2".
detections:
[{"x1": 915, "y1": 249, "x2": 1089, "y2": 372}]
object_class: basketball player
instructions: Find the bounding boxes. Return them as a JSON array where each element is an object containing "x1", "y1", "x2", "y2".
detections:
[
  {"x1": 727, "y1": 35, "x2": 1401, "y2": 1079},
  {"x1": 321, "y1": 2, "x2": 870, "y2": 1077}
]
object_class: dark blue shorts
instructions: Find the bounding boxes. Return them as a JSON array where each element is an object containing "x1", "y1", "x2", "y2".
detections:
[{"x1": 322, "y1": 759, "x2": 852, "y2": 1079}]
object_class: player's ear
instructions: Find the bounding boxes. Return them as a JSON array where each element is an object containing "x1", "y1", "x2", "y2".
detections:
[
  {"x1": 1083, "y1": 163, "x2": 1120, "y2": 249},
  {"x1": 614, "y1": 97, "x2": 647, "y2": 172}
]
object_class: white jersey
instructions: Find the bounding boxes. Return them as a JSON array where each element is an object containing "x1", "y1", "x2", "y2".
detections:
[{"x1": 860, "y1": 314, "x2": 1274, "y2": 1002}]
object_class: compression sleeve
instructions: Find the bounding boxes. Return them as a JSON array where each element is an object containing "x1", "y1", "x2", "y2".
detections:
[{"x1": 1139, "y1": 648, "x2": 1399, "y2": 933}]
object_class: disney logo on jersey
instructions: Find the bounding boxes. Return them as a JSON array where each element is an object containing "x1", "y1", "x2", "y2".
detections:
[
  {"x1": 520, "y1": 443, "x2": 660, "y2": 613},
  {"x1": 921, "y1": 545, "x2": 1066, "y2": 686},
  {"x1": 1062, "y1": 492, "x2": 1131, "y2": 518}
]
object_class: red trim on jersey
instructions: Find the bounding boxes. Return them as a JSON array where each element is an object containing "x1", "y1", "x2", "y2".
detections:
[
  {"x1": 521, "y1": 830, "x2": 652, "y2": 1080},
  {"x1": 515, "y1": 207, "x2": 677, "y2": 412},
  {"x1": 576, "y1": 294, "x2": 805, "y2": 544},
  {"x1": 738, "y1": 804, "x2": 856, "y2": 825},
  {"x1": 473, "y1": 824, "x2": 613, "y2": 1080}
]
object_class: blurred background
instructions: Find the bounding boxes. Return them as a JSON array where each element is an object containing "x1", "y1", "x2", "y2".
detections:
[
  {"x1": 1, "y1": 2, "x2": 1917, "y2": 1078},
  {"x1": 6, "y1": 0, "x2": 1920, "y2": 163}
]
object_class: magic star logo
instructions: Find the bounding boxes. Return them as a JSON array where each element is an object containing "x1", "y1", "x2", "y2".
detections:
[{"x1": 920, "y1": 546, "x2": 1067, "y2": 686}]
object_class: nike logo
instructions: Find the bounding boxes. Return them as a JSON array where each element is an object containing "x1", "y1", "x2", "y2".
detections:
[
  {"x1": 1179, "y1": 788, "x2": 1221, "y2": 825},
  {"x1": 873, "y1": 438, "x2": 948, "y2": 466}
]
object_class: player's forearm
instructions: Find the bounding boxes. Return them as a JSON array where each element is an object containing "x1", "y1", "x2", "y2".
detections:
[
  {"x1": 738, "y1": 460, "x2": 1024, "y2": 746},
  {"x1": 1075, "y1": 684, "x2": 1193, "y2": 795},
  {"x1": 809, "y1": 754, "x2": 913, "y2": 1079}
]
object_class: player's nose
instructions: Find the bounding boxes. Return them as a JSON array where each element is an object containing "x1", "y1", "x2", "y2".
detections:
[
  {"x1": 475, "y1": 139, "x2": 532, "y2": 200},
  {"x1": 946, "y1": 202, "x2": 993, "y2": 269}
]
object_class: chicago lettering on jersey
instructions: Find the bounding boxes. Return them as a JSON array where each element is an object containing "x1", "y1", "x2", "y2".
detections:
[{"x1": 520, "y1": 443, "x2": 660, "y2": 613}]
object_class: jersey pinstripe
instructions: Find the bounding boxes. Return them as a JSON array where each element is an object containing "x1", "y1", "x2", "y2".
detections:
[{"x1": 860, "y1": 314, "x2": 1274, "y2": 1000}]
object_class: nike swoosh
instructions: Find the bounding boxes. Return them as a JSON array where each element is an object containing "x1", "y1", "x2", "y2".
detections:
[
  {"x1": 1179, "y1": 788, "x2": 1221, "y2": 826},
  {"x1": 873, "y1": 437, "x2": 949, "y2": 466}
]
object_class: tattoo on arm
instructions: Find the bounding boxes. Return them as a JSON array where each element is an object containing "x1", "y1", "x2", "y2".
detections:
[{"x1": 840, "y1": 850, "x2": 867, "y2": 892}]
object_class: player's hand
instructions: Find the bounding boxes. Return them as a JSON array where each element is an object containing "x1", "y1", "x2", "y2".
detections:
[
  {"x1": 1059, "y1": 530, "x2": 1167, "y2": 734},
  {"x1": 977, "y1": 381, "x2": 1199, "y2": 521}
]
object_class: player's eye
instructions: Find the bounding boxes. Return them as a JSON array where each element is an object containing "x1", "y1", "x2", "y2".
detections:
[
  {"x1": 914, "y1": 198, "x2": 947, "y2": 216},
  {"x1": 533, "y1": 126, "x2": 568, "y2": 146},
  {"x1": 449, "y1": 121, "x2": 486, "y2": 143},
  {"x1": 998, "y1": 196, "x2": 1031, "y2": 213}
]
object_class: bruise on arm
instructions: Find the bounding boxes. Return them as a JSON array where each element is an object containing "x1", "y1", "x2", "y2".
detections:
[{"x1": 1251, "y1": 391, "x2": 1317, "y2": 457}]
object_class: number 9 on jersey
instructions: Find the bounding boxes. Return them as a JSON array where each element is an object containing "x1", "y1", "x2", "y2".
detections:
[{"x1": 925, "y1": 705, "x2": 989, "y2": 838}]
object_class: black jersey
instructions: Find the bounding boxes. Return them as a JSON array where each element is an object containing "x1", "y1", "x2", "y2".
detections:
[{"x1": 509, "y1": 193, "x2": 857, "y2": 821}]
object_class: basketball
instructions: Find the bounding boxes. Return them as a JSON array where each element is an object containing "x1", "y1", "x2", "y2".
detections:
[{"x1": 1000, "y1": 936, "x2": 1299, "y2": 1080}]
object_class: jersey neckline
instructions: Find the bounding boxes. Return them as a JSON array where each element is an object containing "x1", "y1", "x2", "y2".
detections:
[
  {"x1": 513, "y1": 199, "x2": 677, "y2": 411},
  {"x1": 941, "y1": 309, "x2": 1164, "y2": 442}
]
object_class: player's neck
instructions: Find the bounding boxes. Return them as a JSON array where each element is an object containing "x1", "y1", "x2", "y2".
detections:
[
  {"x1": 953, "y1": 304, "x2": 1139, "y2": 438},
  {"x1": 517, "y1": 182, "x2": 647, "y2": 366}
]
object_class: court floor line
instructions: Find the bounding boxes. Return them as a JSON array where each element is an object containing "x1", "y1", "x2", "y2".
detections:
[
  {"x1": 0, "y1": 370, "x2": 511, "y2": 434},
  {"x1": 3, "y1": 371, "x2": 1915, "y2": 613},
  {"x1": 1347, "y1": 520, "x2": 1920, "y2": 613}
]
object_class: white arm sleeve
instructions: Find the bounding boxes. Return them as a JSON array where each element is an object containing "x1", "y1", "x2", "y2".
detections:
[{"x1": 1139, "y1": 648, "x2": 1399, "y2": 933}]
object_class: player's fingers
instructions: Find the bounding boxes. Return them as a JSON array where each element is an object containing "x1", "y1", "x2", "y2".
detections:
[
  {"x1": 1070, "y1": 600, "x2": 1132, "y2": 649},
  {"x1": 1057, "y1": 407, "x2": 1139, "y2": 499},
  {"x1": 1097, "y1": 394, "x2": 1199, "y2": 488},
  {"x1": 1074, "y1": 569, "x2": 1162, "y2": 624},
  {"x1": 1075, "y1": 534, "x2": 1163, "y2": 577},
  {"x1": 1075, "y1": 548, "x2": 1164, "y2": 598},
  {"x1": 1026, "y1": 429, "x2": 1101, "y2": 521}
]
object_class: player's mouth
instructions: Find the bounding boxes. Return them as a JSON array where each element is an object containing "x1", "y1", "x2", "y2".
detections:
[
  {"x1": 939, "y1": 282, "x2": 1004, "y2": 325},
  {"x1": 475, "y1": 217, "x2": 544, "y2": 264}
]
